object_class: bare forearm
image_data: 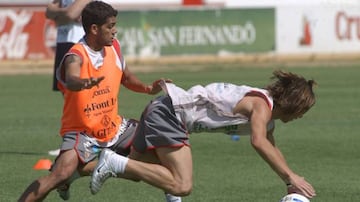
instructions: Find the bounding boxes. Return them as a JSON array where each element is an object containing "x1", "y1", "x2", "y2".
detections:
[
  {"x1": 121, "y1": 69, "x2": 151, "y2": 94},
  {"x1": 46, "y1": 6, "x2": 66, "y2": 19},
  {"x1": 63, "y1": 54, "x2": 105, "y2": 91},
  {"x1": 66, "y1": 77, "x2": 89, "y2": 91},
  {"x1": 122, "y1": 78, "x2": 151, "y2": 94},
  {"x1": 121, "y1": 67, "x2": 170, "y2": 94},
  {"x1": 252, "y1": 139, "x2": 294, "y2": 184},
  {"x1": 66, "y1": 77, "x2": 104, "y2": 91}
]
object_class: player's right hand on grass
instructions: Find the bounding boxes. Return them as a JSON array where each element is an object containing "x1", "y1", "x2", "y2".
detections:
[{"x1": 287, "y1": 175, "x2": 316, "y2": 199}]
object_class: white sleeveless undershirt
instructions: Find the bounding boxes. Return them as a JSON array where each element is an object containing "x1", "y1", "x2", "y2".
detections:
[{"x1": 161, "y1": 82, "x2": 275, "y2": 135}]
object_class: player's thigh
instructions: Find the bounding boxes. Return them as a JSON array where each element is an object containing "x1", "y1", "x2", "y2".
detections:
[
  {"x1": 52, "y1": 149, "x2": 79, "y2": 178},
  {"x1": 78, "y1": 160, "x2": 97, "y2": 176},
  {"x1": 156, "y1": 146, "x2": 193, "y2": 182},
  {"x1": 129, "y1": 148, "x2": 160, "y2": 164}
]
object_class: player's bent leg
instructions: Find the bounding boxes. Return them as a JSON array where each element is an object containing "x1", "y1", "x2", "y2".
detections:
[
  {"x1": 90, "y1": 146, "x2": 192, "y2": 197},
  {"x1": 56, "y1": 157, "x2": 91, "y2": 201},
  {"x1": 125, "y1": 146, "x2": 192, "y2": 196},
  {"x1": 79, "y1": 160, "x2": 98, "y2": 176},
  {"x1": 129, "y1": 147, "x2": 160, "y2": 164},
  {"x1": 126, "y1": 146, "x2": 181, "y2": 202},
  {"x1": 19, "y1": 149, "x2": 79, "y2": 202},
  {"x1": 122, "y1": 148, "x2": 159, "y2": 182},
  {"x1": 156, "y1": 146, "x2": 193, "y2": 196}
]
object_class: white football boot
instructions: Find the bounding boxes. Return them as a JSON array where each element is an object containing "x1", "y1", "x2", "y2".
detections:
[{"x1": 90, "y1": 149, "x2": 116, "y2": 194}]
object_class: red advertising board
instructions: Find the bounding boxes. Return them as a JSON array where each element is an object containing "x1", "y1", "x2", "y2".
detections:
[
  {"x1": 183, "y1": 0, "x2": 203, "y2": 6},
  {"x1": 0, "y1": 8, "x2": 56, "y2": 60}
]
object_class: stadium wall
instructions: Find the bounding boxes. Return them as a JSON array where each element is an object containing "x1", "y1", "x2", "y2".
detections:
[{"x1": 0, "y1": 0, "x2": 359, "y2": 65}]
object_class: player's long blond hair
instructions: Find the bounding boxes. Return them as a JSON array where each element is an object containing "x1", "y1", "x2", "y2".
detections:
[{"x1": 266, "y1": 70, "x2": 316, "y2": 115}]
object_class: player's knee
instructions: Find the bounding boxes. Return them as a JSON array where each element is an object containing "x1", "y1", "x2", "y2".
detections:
[
  {"x1": 172, "y1": 181, "x2": 192, "y2": 196},
  {"x1": 51, "y1": 169, "x2": 73, "y2": 183}
]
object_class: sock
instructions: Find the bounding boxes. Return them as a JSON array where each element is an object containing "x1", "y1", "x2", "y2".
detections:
[
  {"x1": 109, "y1": 152, "x2": 129, "y2": 174},
  {"x1": 165, "y1": 193, "x2": 182, "y2": 202}
]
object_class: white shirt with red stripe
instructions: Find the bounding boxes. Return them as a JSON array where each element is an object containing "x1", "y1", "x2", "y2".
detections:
[{"x1": 161, "y1": 82, "x2": 275, "y2": 135}]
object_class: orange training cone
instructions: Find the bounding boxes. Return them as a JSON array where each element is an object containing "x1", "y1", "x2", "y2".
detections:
[{"x1": 33, "y1": 159, "x2": 52, "y2": 170}]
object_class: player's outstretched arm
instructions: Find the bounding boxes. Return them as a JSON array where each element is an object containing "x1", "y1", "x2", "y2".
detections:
[
  {"x1": 247, "y1": 98, "x2": 316, "y2": 198},
  {"x1": 63, "y1": 55, "x2": 104, "y2": 91},
  {"x1": 121, "y1": 67, "x2": 171, "y2": 94}
]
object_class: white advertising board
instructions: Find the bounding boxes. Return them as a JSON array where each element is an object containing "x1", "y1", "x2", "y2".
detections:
[
  {"x1": 225, "y1": 0, "x2": 360, "y2": 7},
  {"x1": 277, "y1": 4, "x2": 360, "y2": 53}
]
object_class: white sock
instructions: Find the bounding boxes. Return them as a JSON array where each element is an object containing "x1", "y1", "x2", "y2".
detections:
[
  {"x1": 165, "y1": 193, "x2": 182, "y2": 202},
  {"x1": 109, "y1": 153, "x2": 129, "y2": 174}
]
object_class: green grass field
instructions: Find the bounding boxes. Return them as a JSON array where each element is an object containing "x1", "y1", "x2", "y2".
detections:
[{"x1": 1, "y1": 64, "x2": 359, "y2": 201}]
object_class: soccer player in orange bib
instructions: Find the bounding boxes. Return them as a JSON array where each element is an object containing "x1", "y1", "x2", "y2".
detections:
[{"x1": 19, "y1": 2, "x2": 170, "y2": 201}]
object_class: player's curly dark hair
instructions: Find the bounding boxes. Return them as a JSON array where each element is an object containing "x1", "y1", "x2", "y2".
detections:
[
  {"x1": 266, "y1": 70, "x2": 316, "y2": 115},
  {"x1": 81, "y1": 1, "x2": 118, "y2": 34}
]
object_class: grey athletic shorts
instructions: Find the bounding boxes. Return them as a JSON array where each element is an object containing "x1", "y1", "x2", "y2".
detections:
[
  {"x1": 132, "y1": 95, "x2": 190, "y2": 153},
  {"x1": 60, "y1": 118, "x2": 138, "y2": 163}
]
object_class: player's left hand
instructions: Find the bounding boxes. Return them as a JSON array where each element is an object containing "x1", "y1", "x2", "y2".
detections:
[{"x1": 147, "y1": 78, "x2": 172, "y2": 95}]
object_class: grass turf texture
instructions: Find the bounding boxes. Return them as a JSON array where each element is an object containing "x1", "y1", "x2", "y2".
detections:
[{"x1": 0, "y1": 64, "x2": 359, "y2": 201}]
